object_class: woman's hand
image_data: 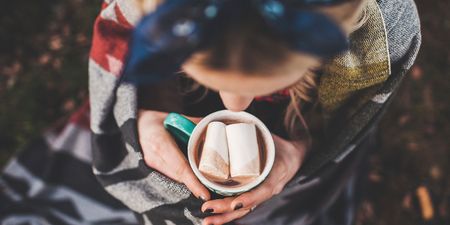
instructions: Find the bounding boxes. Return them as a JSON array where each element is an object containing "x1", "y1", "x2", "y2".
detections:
[
  {"x1": 137, "y1": 109, "x2": 211, "y2": 201},
  {"x1": 201, "y1": 134, "x2": 308, "y2": 225}
]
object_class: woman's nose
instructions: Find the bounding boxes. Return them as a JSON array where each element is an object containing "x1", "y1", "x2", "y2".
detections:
[{"x1": 219, "y1": 91, "x2": 254, "y2": 112}]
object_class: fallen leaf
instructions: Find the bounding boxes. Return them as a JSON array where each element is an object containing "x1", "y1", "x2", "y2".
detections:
[
  {"x1": 416, "y1": 186, "x2": 434, "y2": 221},
  {"x1": 63, "y1": 99, "x2": 76, "y2": 112},
  {"x1": 49, "y1": 35, "x2": 63, "y2": 51},
  {"x1": 368, "y1": 171, "x2": 382, "y2": 183},
  {"x1": 410, "y1": 65, "x2": 423, "y2": 80},
  {"x1": 429, "y1": 166, "x2": 442, "y2": 180},
  {"x1": 398, "y1": 114, "x2": 411, "y2": 126},
  {"x1": 402, "y1": 193, "x2": 412, "y2": 209},
  {"x1": 407, "y1": 142, "x2": 420, "y2": 151},
  {"x1": 38, "y1": 54, "x2": 51, "y2": 65}
]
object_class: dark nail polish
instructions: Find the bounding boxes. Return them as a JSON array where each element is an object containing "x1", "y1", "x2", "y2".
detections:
[
  {"x1": 204, "y1": 208, "x2": 214, "y2": 213},
  {"x1": 234, "y1": 203, "x2": 243, "y2": 210}
]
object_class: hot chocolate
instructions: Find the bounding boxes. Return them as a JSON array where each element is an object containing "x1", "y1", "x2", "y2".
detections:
[{"x1": 194, "y1": 120, "x2": 267, "y2": 188}]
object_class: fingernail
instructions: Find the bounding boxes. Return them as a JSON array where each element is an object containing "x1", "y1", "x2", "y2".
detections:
[
  {"x1": 204, "y1": 208, "x2": 214, "y2": 213},
  {"x1": 198, "y1": 195, "x2": 207, "y2": 202},
  {"x1": 234, "y1": 203, "x2": 243, "y2": 210}
]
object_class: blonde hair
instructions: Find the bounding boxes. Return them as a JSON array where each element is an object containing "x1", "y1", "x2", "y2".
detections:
[
  {"x1": 284, "y1": 0, "x2": 369, "y2": 146},
  {"x1": 139, "y1": 0, "x2": 369, "y2": 146}
]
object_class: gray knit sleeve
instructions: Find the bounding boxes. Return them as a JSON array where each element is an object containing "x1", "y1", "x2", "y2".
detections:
[{"x1": 378, "y1": 0, "x2": 422, "y2": 70}]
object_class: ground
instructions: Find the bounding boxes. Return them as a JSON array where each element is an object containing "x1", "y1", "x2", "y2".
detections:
[{"x1": 0, "y1": 0, "x2": 448, "y2": 224}]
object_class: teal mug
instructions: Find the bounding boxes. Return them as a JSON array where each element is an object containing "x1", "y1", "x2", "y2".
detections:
[{"x1": 163, "y1": 110, "x2": 275, "y2": 196}]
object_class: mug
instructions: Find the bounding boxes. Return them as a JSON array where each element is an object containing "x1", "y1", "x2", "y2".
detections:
[{"x1": 163, "y1": 110, "x2": 275, "y2": 196}]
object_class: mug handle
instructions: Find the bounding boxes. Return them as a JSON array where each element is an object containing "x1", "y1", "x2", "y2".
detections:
[{"x1": 163, "y1": 112, "x2": 197, "y2": 145}]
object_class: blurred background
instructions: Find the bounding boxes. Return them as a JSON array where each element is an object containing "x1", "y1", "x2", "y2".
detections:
[{"x1": 0, "y1": 0, "x2": 448, "y2": 224}]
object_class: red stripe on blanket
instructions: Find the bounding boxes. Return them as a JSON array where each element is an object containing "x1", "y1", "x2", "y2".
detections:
[
  {"x1": 101, "y1": 2, "x2": 108, "y2": 10},
  {"x1": 68, "y1": 101, "x2": 91, "y2": 130},
  {"x1": 89, "y1": 3, "x2": 133, "y2": 77}
]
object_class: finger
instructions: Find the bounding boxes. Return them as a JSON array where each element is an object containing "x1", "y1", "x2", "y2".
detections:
[
  {"x1": 181, "y1": 164, "x2": 211, "y2": 201},
  {"x1": 202, "y1": 208, "x2": 251, "y2": 225},
  {"x1": 228, "y1": 134, "x2": 301, "y2": 210},
  {"x1": 143, "y1": 130, "x2": 210, "y2": 201},
  {"x1": 229, "y1": 184, "x2": 273, "y2": 212},
  {"x1": 169, "y1": 114, "x2": 204, "y2": 199},
  {"x1": 201, "y1": 197, "x2": 235, "y2": 214},
  {"x1": 167, "y1": 136, "x2": 210, "y2": 201},
  {"x1": 230, "y1": 161, "x2": 287, "y2": 210}
]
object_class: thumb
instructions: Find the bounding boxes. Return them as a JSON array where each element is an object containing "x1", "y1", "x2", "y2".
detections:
[{"x1": 181, "y1": 162, "x2": 211, "y2": 201}]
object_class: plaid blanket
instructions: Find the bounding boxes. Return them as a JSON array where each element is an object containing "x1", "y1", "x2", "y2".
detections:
[{"x1": 0, "y1": 0, "x2": 421, "y2": 224}]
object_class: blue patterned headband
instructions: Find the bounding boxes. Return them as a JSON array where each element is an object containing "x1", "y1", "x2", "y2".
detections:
[{"x1": 123, "y1": 0, "x2": 350, "y2": 84}]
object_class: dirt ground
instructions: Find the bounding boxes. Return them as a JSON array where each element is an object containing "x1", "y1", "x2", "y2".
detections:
[
  {"x1": 359, "y1": 1, "x2": 449, "y2": 224},
  {"x1": 0, "y1": 0, "x2": 448, "y2": 224}
]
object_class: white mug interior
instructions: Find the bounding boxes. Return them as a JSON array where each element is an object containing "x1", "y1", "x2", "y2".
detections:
[{"x1": 187, "y1": 110, "x2": 275, "y2": 196}]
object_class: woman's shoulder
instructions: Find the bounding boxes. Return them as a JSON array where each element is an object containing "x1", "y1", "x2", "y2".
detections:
[{"x1": 377, "y1": 0, "x2": 421, "y2": 69}]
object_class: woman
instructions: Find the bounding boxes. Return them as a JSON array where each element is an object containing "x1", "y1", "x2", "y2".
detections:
[{"x1": 90, "y1": 0, "x2": 421, "y2": 224}]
